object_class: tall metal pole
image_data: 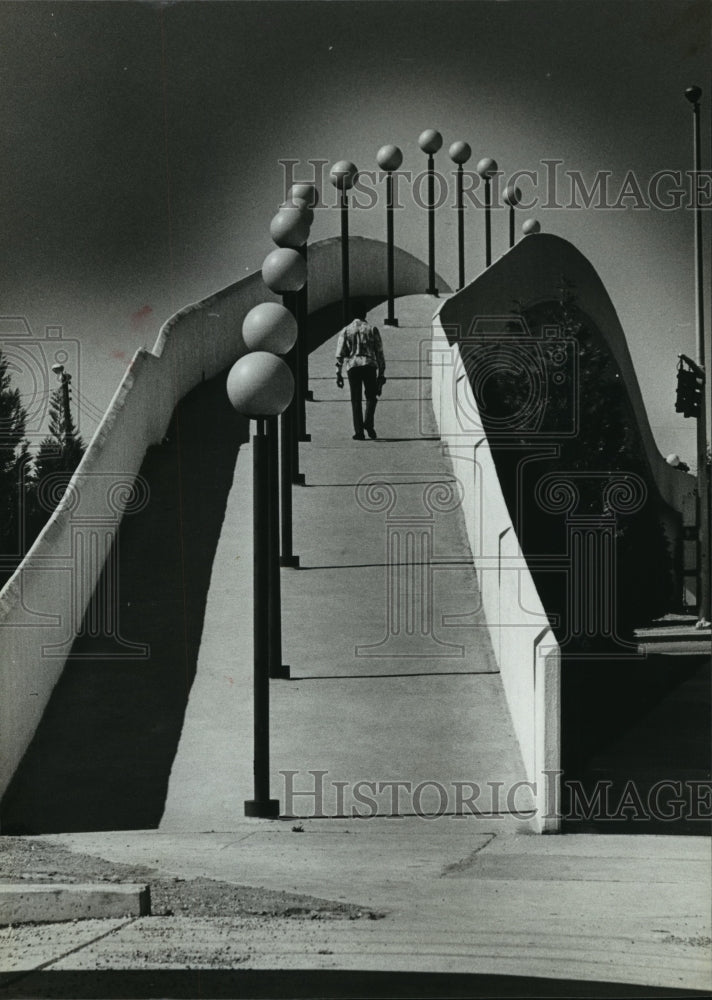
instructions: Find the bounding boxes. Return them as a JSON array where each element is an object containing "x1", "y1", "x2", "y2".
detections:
[
  {"x1": 418, "y1": 131, "x2": 442, "y2": 294},
  {"x1": 427, "y1": 152, "x2": 438, "y2": 295},
  {"x1": 457, "y1": 164, "x2": 465, "y2": 289},
  {"x1": 244, "y1": 417, "x2": 280, "y2": 817},
  {"x1": 685, "y1": 85, "x2": 710, "y2": 623},
  {"x1": 484, "y1": 177, "x2": 492, "y2": 268},
  {"x1": 279, "y1": 409, "x2": 298, "y2": 567},
  {"x1": 282, "y1": 292, "x2": 305, "y2": 487},
  {"x1": 508, "y1": 204, "x2": 515, "y2": 250},
  {"x1": 386, "y1": 171, "x2": 397, "y2": 325},
  {"x1": 340, "y1": 187, "x2": 350, "y2": 326},
  {"x1": 299, "y1": 243, "x2": 313, "y2": 404},
  {"x1": 477, "y1": 157, "x2": 498, "y2": 271},
  {"x1": 449, "y1": 141, "x2": 471, "y2": 292},
  {"x1": 267, "y1": 415, "x2": 289, "y2": 678},
  {"x1": 377, "y1": 144, "x2": 403, "y2": 327}
]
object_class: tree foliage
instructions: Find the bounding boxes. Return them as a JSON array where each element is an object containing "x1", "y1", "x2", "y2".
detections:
[
  {"x1": 0, "y1": 350, "x2": 31, "y2": 579},
  {"x1": 0, "y1": 354, "x2": 85, "y2": 586},
  {"x1": 467, "y1": 284, "x2": 675, "y2": 643}
]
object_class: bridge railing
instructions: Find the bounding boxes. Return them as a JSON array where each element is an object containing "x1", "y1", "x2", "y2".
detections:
[{"x1": 430, "y1": 314, "x2": 561, "y2": 833}]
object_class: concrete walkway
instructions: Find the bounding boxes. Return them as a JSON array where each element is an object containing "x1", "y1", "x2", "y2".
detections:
[
  {"x1": 160, "y1": 295, "x2": 533, "y2": 829},
  {"x1": 3, "y1": 824, "x2": 711, "y2": 993}
]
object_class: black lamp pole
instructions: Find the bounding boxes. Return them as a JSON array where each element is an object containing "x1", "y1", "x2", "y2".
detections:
[
  {"x1": 377, "y1": 144, "x2": 403, "y2": 326},
  {"x1": 244, "y1": 416, "x2": 279, "y2": 817},
  {"x1": 330, "y1": 161, "x2": 357, "y2": 328},
  {"x1": 684, "y1": 85, "x2": 710, "y2": 624},
  {"x1": 449, "y1": 141, "x2": 471, "y2": 290},
  {"x1": 418, "y1": 130, "x2": 443, "y2": 296},
  {"x1": 267, "y1": 414, "x2": 289, "y2": 679},
  {"x1": 282, "y1": 291, "x2": 305, "y2": 488},
  {"x1": 340, "y1": 187, "x2": 350, "y2": 325},
  {"x1": 477, "y1": 157, "x2": 498, "y2": 268},
  {"x1": 503, "y1": 184, "x2": 522, "y2": 250}
]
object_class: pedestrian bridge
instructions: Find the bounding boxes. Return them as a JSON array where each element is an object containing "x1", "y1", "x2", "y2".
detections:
[{"x1": 0, "y1": 234, "x2": 699, "y2": 835}]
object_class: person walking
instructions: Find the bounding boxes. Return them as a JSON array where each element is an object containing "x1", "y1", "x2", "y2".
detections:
[{"x1": 335, "y1": 313, "x2": 386, "y2": 440}]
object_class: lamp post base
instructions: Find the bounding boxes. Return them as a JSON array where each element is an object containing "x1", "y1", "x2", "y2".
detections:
[
  {"x1": 426, "y1": 287, "x2": 439, "y2": 297},
  {"x1": 270, "y1": 663, "x2": 291, "y2": 679},
  {"x1": 280, "y1": 555, "x2": 300, "y2": 569},
  {"x1": 384, "y1": 318, "x2": 399, "y2": 327},
  {"x1": 244, "y1": 799, "x2": 280, "y2": 818}
]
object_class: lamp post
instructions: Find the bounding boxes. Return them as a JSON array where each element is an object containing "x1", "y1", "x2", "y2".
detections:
[
  {"x1": 226, "y1": 351, "x2": 294, "y2": 817},
  {"x1": 243, "y1": 302, "x2": 298, "y2": 680},
  {"x1": 262, "y1": 247, "x2": 307, "y2": 566},
  {"x1": 270, "y1": 207, "x2": 310, "y2": 446},
  {"x1": 376, "y1": 144, "x2": 403, "y2": 326},
  {"x1": 330, "y1": 161, "x2": 358, "y2": 326},
  {"x1": 684, "y1": 85, "x2": 710, "y2": 624},
  {"x1": 418, "y1": 130, "x2": 443, "y2": 295},
  {"x1": 522, "y1": 218, "x2": 541, "y2": 237},
  {"x1": 449, "y1": 141, "x2": 471, "y2": 290},
  {"x1": 503, "y1": 184, "x2": 522, "y2": 249},
  {"x1": 476, "y1": 157, "x2": 498, "y2": 267},
  {"x1": 287, "y1": 183, "x2": 318, "y2": 405}
]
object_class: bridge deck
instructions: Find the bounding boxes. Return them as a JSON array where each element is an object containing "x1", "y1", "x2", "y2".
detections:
[{"x1": 160, "y1": 295, "x2": 532, "y2": 828}]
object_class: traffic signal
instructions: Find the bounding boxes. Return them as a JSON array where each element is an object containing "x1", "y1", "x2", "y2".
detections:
[{"x1": 676, "y1": 365, "x2": 703, "y2": 418}]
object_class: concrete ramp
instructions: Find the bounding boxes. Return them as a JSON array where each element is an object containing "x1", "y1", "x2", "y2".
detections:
[{"x1": 161, "y1": 296, "x2": 532, "y2": 829}]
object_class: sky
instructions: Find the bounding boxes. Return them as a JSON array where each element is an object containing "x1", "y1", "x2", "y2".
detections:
[{"x1": 0, "y1": 0, "x2": 710, "y2": 465}]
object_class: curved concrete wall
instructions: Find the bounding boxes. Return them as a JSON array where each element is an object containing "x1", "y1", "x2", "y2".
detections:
[
  {"x1": 438, "y1": 233, "x2": 694, "y2": 515},
  {"x1": 431, "y1": 318, "x2": 561, "y2": 833},
  {"x1": 0, "y1": 236, "x2": 441, "y2": 805}
]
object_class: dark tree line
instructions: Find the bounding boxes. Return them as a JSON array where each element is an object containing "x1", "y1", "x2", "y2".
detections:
[
  {"x1": 464, "y1": 283, "x2": 675, "y2": 646},
  {"x1": 0, "y1": 349, "x2": 85, "y2": 588}
]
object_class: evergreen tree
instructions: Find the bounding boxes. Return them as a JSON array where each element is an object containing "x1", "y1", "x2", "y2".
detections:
[
  {"x1": 0, "y1": 348, "x2": 31, "y2": 584},
  {"x1": 30, "y1": 381, "x2": 85, "y2": 538}
]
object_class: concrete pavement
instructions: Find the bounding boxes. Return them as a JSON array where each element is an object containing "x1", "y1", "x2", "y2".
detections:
[{"x1": 1, "y1": 823, "x2": 710, "y2": 994}]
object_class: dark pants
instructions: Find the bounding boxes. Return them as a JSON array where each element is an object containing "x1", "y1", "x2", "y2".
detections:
[{"x1": 348, "y1": 366, "x2": 378, "y2": 435}]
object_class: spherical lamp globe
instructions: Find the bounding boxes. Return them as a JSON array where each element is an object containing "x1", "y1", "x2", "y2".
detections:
[
  {"x1": 280, "y1": 196, "x2": 314, "y2": 227},
  {"x1": 242, "y1": 302, "x2": 297, "y2": 355},
  {"x1": 226, "y1": 352, "x2": 294, "y2": 418},
  {"x1": 289, "y1": 182, "x2": 319, "y2": 208},
  {"x1": 449, "y1": 141, "x2": 471, "y2": 164},
  {"x1": 418, "y1": 130, "x2": 443, "y2": 155},
  {"x1": 376, "y1": 144, "x2": 403, "y2": 172},
  {"x1": 476, "y1": 157, "x2": 498, "y2": 179},
  {"x1": 329, "y1": 160, "x2": 358, "y2": 190},
  {"x1": 666, "y1": 453, "x2": 681, "y2": 468},
  {"x1": 262, "y1": 248, "x2": 307, "y2": 293},
  {"x1": 503, "y1": 184, "x2": 522, "y2": 207},
  {"x1": 270, "y1": 207, "x2": 310, "y2": 248},
  {"x1": 522, "y1": 219, "x2": 541, "y2": 236}
]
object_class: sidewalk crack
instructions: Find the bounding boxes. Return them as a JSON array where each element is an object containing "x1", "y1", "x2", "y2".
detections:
[{"x1": 440, "y1": 832, "x2": 497, "y2": 876}]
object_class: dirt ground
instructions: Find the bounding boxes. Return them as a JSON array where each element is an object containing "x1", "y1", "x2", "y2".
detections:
[{"x1": 0, "y1": 837, "x2": 385, "y2": 923}]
